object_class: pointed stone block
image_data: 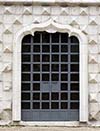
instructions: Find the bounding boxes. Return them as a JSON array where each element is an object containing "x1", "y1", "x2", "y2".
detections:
[
  {"x1": 89, "y1": 16, "x2": 98, "y2": 25},
  {"x1": 3, "y1": 44, "x2": 12, "y2": 53},
  {"x1": 90, "y1": 93, "x2": 98, "y2": 103},
  {"x1": 80, "y1": 10, "x2": 88, "y2": 15},
  {"x1": 60, "y1": 8, "x2": 68, "y2": 15},
  {"x1": 4, "y1": 26, "x2": 12, "y2": 34},
  {"x1": 33, "y1": 16, "x2": 41, "y2": 23},
  {"x1": 4, "y1": 7, "x2": 12, "y2": 15},
  {"x1": 23, "y1": 7, "x2": 32, "y2": 15},
  {"x1": 13, "y1": 19, "x2": 22, "y2": 25},
  {"x1": 2, "y1": 64, "x2": 12, "y2": 73},
  {"x1": 3, "y1": 81, "x2": 11, "y2": 91},
  {"x1": 70, "y1": 20, "x2": 78, "y2": 25},
  {"x1": 42, "y1": 7, "x2": 50, "y2": 15},
  {"x1": 89, "y1": 74, "x2": 98, "y2": 83},
  {"x1": 89, "y1": 55, "x2": 98, "y2": 64}
]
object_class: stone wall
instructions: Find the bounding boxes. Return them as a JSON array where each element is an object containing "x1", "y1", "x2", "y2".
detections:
[{"x1": 0, "y1": 3, "x2": 100, "y2": 125}]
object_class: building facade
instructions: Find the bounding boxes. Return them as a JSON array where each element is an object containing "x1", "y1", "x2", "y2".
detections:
[{"x1": 0, "y1": 0, "x2": 100, "y2": 126}]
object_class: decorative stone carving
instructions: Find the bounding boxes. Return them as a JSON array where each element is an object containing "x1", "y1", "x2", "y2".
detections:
[
  {"x1": 13, "y1": 17, "x2": 22, "y2": 25},
  {"x1": 89, "y1": 55, "x2": 98, "y2": 64},
  {"x1": 42, "y1": 7, "x2": 50, "y2": 15},
  {"x1": 3, "y1": 45, "x2": 12, "y2": 53},
  {"x1": 0, "y1": 3, "x2": 100, "y2": 124},
  {"x1": 23, "y1": 6, "x2": 32, "y2": 15},
  {"x1": 90, "y1": 93, "x2": 98, "y2": 103},
  {"x1": 70, "y1": 16, "x2": 78, "y2": 25},
  {"x1": 4, "y1": 6, "x2": 12, "y2": 15},
  {"x1": 1, "y1": 109, "x2": 11, "y2": 121},
  {"x1": 89, "y1": 39, "x2": 97, "y2": 45},
  {"x1": 80, "y1": 7, "x2": 88, "y2": 15},
  {"x1": 2, "y1": 64, "x2": 12, "y2": 73},
  {"x1": 4, "y1": 26, "x2": 12, "y2": 34},
  {"x1": 3, "y1": 81, "x2": 11, "y2": 91},
  {"x1": 89, "y1": 74, "x2": 98, "y2": 83},
  {"x1": 60, "y1": 7, "x2": 68, "y2": 15},
  {"x1": 89, "y1": 16, "x2": 98, "y2": 25}
]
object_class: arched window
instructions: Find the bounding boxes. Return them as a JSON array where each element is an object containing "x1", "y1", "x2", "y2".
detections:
[{"x1": 21, "y1": 32, "x2": 79, "y2": 121}]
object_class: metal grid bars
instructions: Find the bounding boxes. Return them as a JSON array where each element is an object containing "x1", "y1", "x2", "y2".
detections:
[{"x1": 21, "y1": 32, "x2": 79, "y2": 121}]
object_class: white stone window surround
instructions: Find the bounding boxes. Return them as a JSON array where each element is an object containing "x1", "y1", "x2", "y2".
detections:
[{"x1": 12, "y1": 19, "x2": 88, "y2": 124}]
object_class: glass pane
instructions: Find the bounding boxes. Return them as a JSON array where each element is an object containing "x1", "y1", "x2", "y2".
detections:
[
  {"x1": 42, "y1": 102, "x2": 49, "y2": 109},
  {"x1": 42, "y1": 32, "x2": 50, "y2": 43},
  {"x1": 51, "y1": 93, "x2": 59, "y2": 100},
  {"x1": 61, "y1": 55, "x2": 68, "y2": 62},
  {"x1": 71, "y1": 83, "x2": 79, "y2": 91},
  {"x1": 70, "y1": 102, "x2": 79, "y2": 109},
  {"x1": 61, "y1": 64, "x2": 68, "y2": 72},
  {"x1": 52, "y1": 45, "x2": 59, "y2": 52},
  {"x1": 42, "y1": 55, "x2": 50, "y2": 62},
  {"x1": 52, "y1": 64, "x2": 59, "y2": 72},
  {"x1": 33, "y1": 83, "x2": 40, "y2": 91},
  {"x1": 33, "y1": 74, "x2": 40, "y2": 81},
  {"x1": 22, "y1": 83, "x2": 30, "y2": 91},
  {"x1": 22, "y1": 102, "x2": 30, "y2": 109},
  {"x1": 71, "y1": 74, "x2": 79, "y2": 81},
  {"x1": 52, "y1": 74, "x2": 59, "y2": 81},
  {"x1": 22, "y1": 54, "x2": 30, "y2": 62},
  {"x1": 52, "y1": 55, "x2": 59, "y2": 62},
  {"x1": 42, "y1": 93, "x2": 49, "y2": 100},
  {"x1": 33, "y1": 45, "x2": 40, "y2": 52},
  {"x1": 22, "y1": 73, "x2": 30, "y2": 81},
  {"x1": 22, "y1": 64, "x2": 30, "y2": 72},
  {"x1": 61, "y1": 33, "x2": 68, "y2": 43},
  {"x1": 33, "y1": 55, "x2": 40, "y2": 62},
  {"x1": 33, "y1": 93, "x2": 40, "y2": 100},
  {"x1": 71, "y1": 55, "x2": 79, "y2": 62},
  {"x1": 61, "y1": 74, "x2": 68, "y2": 81},
  {"x1": 71, "y1": 64, "x2": 79, "y2": 72},
  {"x1": 33, "y1": 32, "x2": 40, "y2": 43},
  {"x1": 22, "y1": 45, "x2": 31, "y2": 52},
  {"x1": 71, "y1": 45, "x2": 79, "y2": 53},
  {"x1": 22, "y1": 35, "x2": 31, "y2": 43},
  {"x1": 33, "y1": 64, "x2": 40, "y2": 72},
  {"x1": 51, "y1": 33, "x2": 59, "y2": 43},
  {"x1": 51, "y1": 102, "x2": 59, "y2": 109},
  {"x1": 33, "y1": 102, "x2": 40, "y2": 109},
  {"x1": 61, "y1": 45, "x2": 68, "y2": 52},
  {"x1": 71, "y1": 93, "x2": 79, "y2": 100},
  {"x1": 42, "y1": 64, "x2": 49, "y2": 72},
  {"x1": 42, "y1": 45, "x2": 50, "y2": 52},
  {"x1": 70, "y1": 36, "x2": 79, "y2": 43},
  {"x1": 61, "y1": 102, "x2": 68, "y2": 109},
  {"x1": 42, "y1": 74, "x2": 49, "y2": 81},
  {"x1": 61, "y1": 93, "x2": 68, "y2": 100},
  {"x1": 22, "y1": 93, "x2": 30, "y2": 100},
  {"x1": 61, "y1": 83, "x2": 68, "y2": 90}
]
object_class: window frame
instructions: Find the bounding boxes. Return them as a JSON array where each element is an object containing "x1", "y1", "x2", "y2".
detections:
[{"x1": 12, "y1": 19, "x2": 88, "y2": 124}]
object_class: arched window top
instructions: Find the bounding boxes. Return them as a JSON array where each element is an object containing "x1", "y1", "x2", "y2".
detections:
[
  {"x1": 22, "y1": 32, "x2": 79, "y2": 45},
  {"x1": 70, "y1": 36, "x2": 79, "y2": 44}
]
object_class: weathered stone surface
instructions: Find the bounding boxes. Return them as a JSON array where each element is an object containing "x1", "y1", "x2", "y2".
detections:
[{"x1": 0, "y1": 3, "x2": 100, "y2": 125}]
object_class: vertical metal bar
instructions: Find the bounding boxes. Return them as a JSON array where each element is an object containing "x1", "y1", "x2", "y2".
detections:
[
  {"x1": 40, "y1": 32, "x2": 42, "y2": 110},
  {"x1": 68, "y1": 35, "x2": 70, "y2": 118},
  {"x1": 59, "y1": 33, "x2": 61, "y2": 110},
  {"x1": 31, "y1": 35, "x2": 33, "y2": 111},
  {"x1": 50, "y1": 33, "x2": 51, "y2": 111}
]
